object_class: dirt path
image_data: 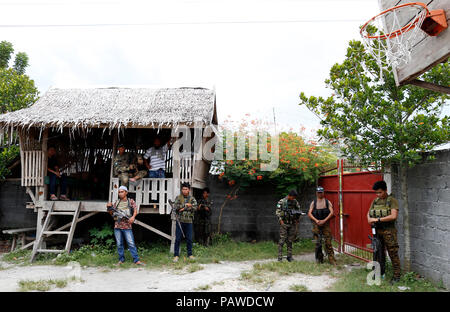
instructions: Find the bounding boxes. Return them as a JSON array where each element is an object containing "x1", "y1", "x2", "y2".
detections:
[{"x1": 0, "y1": 253, "x2": 337, "y2": 292}]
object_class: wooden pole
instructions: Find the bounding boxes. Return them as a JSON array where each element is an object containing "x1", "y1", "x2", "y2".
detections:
[
  {"x1": 134, "y1": 219, "x2": 171, "y2": 240},
  {"x1": 408, "y1": 79, "x2": 450, "y2": 94},
  {"x1": 109, "y1": 133, "x2": 117, "y2": 202},
  {"x1": 41, "y1": 129, "x2": 48, "y2": 203},
  {"x1": 35, "y1": 208, "x2": 46, "y2": 250}
]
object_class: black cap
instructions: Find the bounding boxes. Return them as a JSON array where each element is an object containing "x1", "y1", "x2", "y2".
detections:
[
  {"x1": 288, "y1": 189, "x2": 298, "y2": 197},
  {"x1": 316, "y1": 186, "x2": 324, "y2": 192},
  {"x1": 117, "y1": 143, "x2": 124, "y2": 148}
]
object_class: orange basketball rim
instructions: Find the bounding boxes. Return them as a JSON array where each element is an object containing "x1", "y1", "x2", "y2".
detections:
[{"x1": 360, "y1": 2, "x2": 448, "y2": 40}]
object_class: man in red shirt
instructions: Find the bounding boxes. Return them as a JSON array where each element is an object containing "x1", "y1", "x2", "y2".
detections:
[{"x1": 107, "y1": 186, "x2": 144, "y2": 266}]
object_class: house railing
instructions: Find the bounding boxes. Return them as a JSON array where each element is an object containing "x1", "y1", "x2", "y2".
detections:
[
  {"x1": 21, "y1": 150, "x2": 44, "y2": 187},
  {"x1": 110, "y1": 178, "x2": 173, "y2": 214}
]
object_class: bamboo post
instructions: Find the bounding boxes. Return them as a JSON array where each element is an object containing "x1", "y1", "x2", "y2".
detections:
[
  {"x1": 109, "y1": 133, "x2": 117, "y2": 202},
  {"x1": 41, "y1": 129, "x2": 48, "y2": 203}
]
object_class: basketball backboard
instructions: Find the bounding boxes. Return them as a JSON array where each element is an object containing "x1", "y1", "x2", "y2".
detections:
[{"x1": 378, "y1": 0, "x2": 450, "y2": 90}]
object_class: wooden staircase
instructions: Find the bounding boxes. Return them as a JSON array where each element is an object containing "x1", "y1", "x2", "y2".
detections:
[{"x1": 30, "y1": 202, "x2": 81, "y2": 262}]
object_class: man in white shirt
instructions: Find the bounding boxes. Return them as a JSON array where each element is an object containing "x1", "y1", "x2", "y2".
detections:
[{"x1": 143, "y1": 137, "x2": 172, "y2": 178}]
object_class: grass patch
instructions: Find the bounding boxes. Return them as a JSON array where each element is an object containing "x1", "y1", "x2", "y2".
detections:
[
  {"x1": 186, "y1": 263, "x2": 204, "y2": 273},
  {"x1": 240, "y1": 270, "x2": 277, "y2": 286},
  {"x1": 18, "y1": 276, "x2": 83, "y2": 292},
  {"x1": 330, "y1": 262, "x2": 443, "y2": 292},
  {"x1": 239, "y1": 253, "x2": 366, "y2": 290},
  {"x1": 289, "y1": 284, "x2": 310, "y2": 292},
  {"x1": 250, "y1": 253, "x2": 362, "y2": 277},
  {"x1": 195, "y1": 284, "x2": 211, "y2": 291},
  {"x1": 1, "y1": 234, "x2": 315, "y2": 271}
]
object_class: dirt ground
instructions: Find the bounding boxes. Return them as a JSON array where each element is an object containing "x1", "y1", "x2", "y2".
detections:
[{"x1": 0, "y1": 253, "x2": 339, "y2": 292}]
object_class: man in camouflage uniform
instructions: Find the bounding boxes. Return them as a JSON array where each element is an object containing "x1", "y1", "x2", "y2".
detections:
[
  {"x1": 367, "y1": 180, "x2": 401, "y2": 284},
  {"x1": 113, "y1": 143, "x2": 134, "y2": 188},
  {"x1": 276, "y1": 189, "x2": 303, "y2": 262},
  {"x1": 194, "y1": 187, "x2": 212, "y2": 246},
  {"x1": 173, "y1": 182, "x2": 198, "y2": 262},
  {"x1": 129, "y1": 154, "x2": 148, "y2": 185},
  {"x1": 308, "y1": 186, "x2": 336, "y2": 265}
]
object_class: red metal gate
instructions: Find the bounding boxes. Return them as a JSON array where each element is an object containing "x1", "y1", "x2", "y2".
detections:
[{"x1": 318, "y1": 160, "x2": 383, "y2": 261}]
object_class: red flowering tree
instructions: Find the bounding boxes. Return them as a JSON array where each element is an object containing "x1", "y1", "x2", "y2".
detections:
[{"x1": 214, "y1": 116, "x2": 337, "y2": 233}]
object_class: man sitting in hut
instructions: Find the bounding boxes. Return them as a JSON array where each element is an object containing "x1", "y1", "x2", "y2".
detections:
[
  {"x1": 113, "y1": 143, "x2": 134, "y2": 187},
  {"x1": 107, "y1": 186, "x2": 145, "y2": 266},
  {"x1": 129, "y1": 154, "x2": 148, "y2": 186},
  {"x1": 47, "y1": 146, "x2": 70, "y2": 201},
  {"x1": 143, "y1": 137, "x2": 173, "y2": 178}
]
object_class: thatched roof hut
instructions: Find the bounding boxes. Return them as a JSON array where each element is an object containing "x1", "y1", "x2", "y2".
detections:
[
  {"x1": 0, "y1": 85, "x2": 218, "y2": 210},
  {"x1": 0, "y1": 86, "x2": 218, "y2": 258},
  {"x1": 0, "y1": 86, "x2": 217, "y2": 132}
]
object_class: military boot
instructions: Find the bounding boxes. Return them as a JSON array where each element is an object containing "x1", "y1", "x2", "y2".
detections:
[{"x1": 286, "y1": 256, "x2": 293, "y2": 262}]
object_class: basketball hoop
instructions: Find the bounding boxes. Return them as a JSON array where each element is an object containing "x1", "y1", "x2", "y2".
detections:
[{"x1": 360, "y1": 2, "x2": 448, "y2": 79}]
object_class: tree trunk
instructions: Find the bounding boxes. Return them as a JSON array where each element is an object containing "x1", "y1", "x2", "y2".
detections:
[
  {"x1": 217, "y1": 185, "x2": 239, "y2": 234},
  {"x1": 216, "y1": 197, "x2": 229, "y2": 234},
  {"x1": 399, "y1": 163, "x2": 411, "y2": 272}
]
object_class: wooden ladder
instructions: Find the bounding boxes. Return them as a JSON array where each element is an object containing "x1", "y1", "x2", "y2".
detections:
[{"x1": 30, "y1": 202, "x2": 81, "y2": 262}]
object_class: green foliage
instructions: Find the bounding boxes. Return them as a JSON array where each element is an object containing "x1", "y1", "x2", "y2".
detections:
[
  {"x1": 88, "y1": 223, "x2": 115, "y2": 249},
  {"x1": 0, "y1": 68, "x2": 39, "y2": 114},
  {"x1": 0, "y1": 41, "x2": 14, "y2": 69},
  {"x1": 0, "y1": 40, "x2": 38, "y2": 114},
  {"x1": 13, "y1": 52, "x2": 29, "y2": 75},
  {"x1": 211, "y1": 232, "x2": 232, "y2": 245},
  {"x1": 0, "y1": 145, "x2": 19, "y2": 180},
  {"x1": 300, "y1": 39, "x2": 450, "y2": 169},
  {"x1": 0, "y1": 41, "x2": 39, "y2": 178}
]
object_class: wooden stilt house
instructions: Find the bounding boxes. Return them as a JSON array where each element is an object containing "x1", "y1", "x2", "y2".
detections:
[{"x1": 0, "y1": 86, "x2": 218, "y2": 260}]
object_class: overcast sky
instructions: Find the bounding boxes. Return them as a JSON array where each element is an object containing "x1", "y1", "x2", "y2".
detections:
[{"x1": 1, "y1": 0, "x2": 447, "y2": 138}]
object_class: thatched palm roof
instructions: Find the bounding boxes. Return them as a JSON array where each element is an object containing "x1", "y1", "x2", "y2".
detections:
[{"x1": 0, "y1": 87, "x2": 217, "y2": 130}]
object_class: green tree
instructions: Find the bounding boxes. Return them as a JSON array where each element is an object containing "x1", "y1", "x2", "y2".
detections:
[
  {"x1": 0, "y1": 41, "x2": 38, "y2": 114},
  {"x1": 299, "y1": 39, "x2": 450, "y2": 271},
  {"x1": 0, "y1": 41, "x2": 39, "y2": 179}
]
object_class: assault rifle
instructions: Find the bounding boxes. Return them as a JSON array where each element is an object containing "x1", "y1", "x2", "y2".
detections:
[
  {"x1": 198, "y1": 200, "x2": 214, "y2": 211},
  {"x1": 369, "y1": 223, "x2": 384, "y2": 275},
  {"x1": 282, "y1": 205, "x2": 306, "y2": 218},
  {"x1": 107, "y1": 205, "x2": 131, "y2": 224},
  {"x1": 168, "y1": 199, "x2": 185, "y2": 238}
]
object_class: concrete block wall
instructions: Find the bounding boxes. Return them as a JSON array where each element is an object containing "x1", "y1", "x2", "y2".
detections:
[
  {"x1": 391, "y1": 149, "x2": 450, "y2": 289},
  {"x1": 207, "y1": 175, "x2": 316, "y2": 242},
  {"x1": 0, "y1": 180, "x2": 37, "y2": 229}
]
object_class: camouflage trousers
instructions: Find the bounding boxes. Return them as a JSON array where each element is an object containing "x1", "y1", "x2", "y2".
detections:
[
  {"x1": 376, "y1": 227, "x2": 401, "y2": 279},
  {"x1": 312, "y1": 223, "x2": 336, "y2": 263},
  {"x1": 278, "y1": 223, "x2": 297, "y2": 259},
  {"x1": 132, "y1": 170, "x2": 148, "y2": 180},
  {"x1": 117, "y1": 173, "x2": 130, "y2": 187},
  {"x1": 114, "y1": 166, "x2": 131, "y2": 187},
  {"x1": 194, "y1": 220, "x2": 211, "y2": 246}
]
